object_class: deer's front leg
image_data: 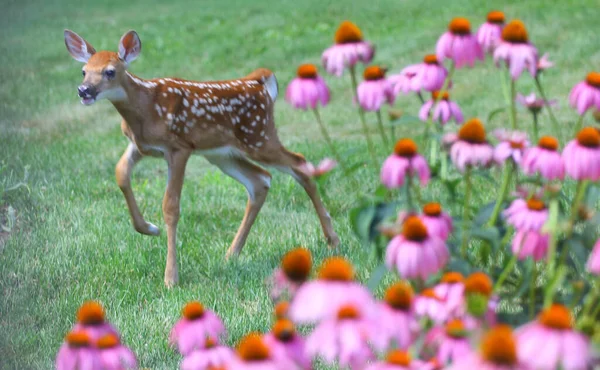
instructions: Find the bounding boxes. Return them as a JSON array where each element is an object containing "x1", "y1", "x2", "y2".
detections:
[
  {"x1": 115, "y1": 142, "x2": 160, "y2": 236},
  {"x1": 162, "y1": 149, "x2": 191, "y2": 288}
]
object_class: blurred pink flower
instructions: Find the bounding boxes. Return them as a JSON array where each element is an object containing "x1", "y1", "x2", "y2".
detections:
[
  {"x1": 562, "y1": 127, "x2": 600, "y2": 181},
  {"x1": 181, "y1": 337, "x2": 235, "y2": 370},
  {"x1": 389, "y1": 55, "x2": 448, "y2": 95},
  {"x1": 267, "y1": 247, "x2": 312, "y2": 301},
  {"x1": 516, "y1": 92, "x2": 557, "y2": 114},
  {"x1": 263, "y1": 319, "x2": 310, "y2": 369},
  {"x1": 97, "y1": 334, "x2": 137, "y2": 370},
  {"x1": 522, "y1": 136, "x2": 565, "y2": 180},
  {"x1": 169, "y1": 301, "x2": 227, "y2": 356},
  {"x1": 56, "y1": 331, "x2": 101, "y2": 370},
  {"x1": 381, "y1": 138, "x2": 430, "y2": 189},
  {"x1": 493, "y1": 20, "x2": 538, "y2": 80},
  {"x1": 72, "y1": 301, "x2": 120, "y2": 342},
  {"x1": 569, "y1": 72, "x2": 600, "y2": 115},
  {"x1": 364, "y1": 350, "x2": 429, "y2": 370},
  {"x1": 476, "y1": 11, "x2": 505, "y2": 53},
  {"x1": 228, "y1": 333, "x2": 299, "y2": 370},
  {"x1": 462, "y1": 272, "x2": 498, "y2": 326},
  {"x1": 537, "y1": 53, "x2": 554, "y2": 73},
  {"x1": 449, "y1": 118, "x2": 494, "y2": 172},
  {"x1": 434, "y1": 272, "x2": 465, "y2": 316},
  {"x1": 388, "y1": 65, "x2": 421, "y2": 95},
  {"x1": 414, "y1": 288, "x2": 448, "y2": 324},
  {"x1": 305, "y1": 304, "x2": 386, "y2": 369},
  {"x1": 299, "y1": 158, "x2": 337, "y2": 178},
  {"x1": 356, "y1": 66, "x2": 394, "y2": 111},
  {"x1": 587, "y1": 239, "x2": 600, "y2": 275},
  {"x1": 285, "y1": 64, "x2": 330, "y2": 110},
  {"x1": 418, "y1": 91, "x2": 464, "y2": 125},
  {"x1": 436, "y1": 18, "x2": 483, "y2": 68},
  {"x1": 493, "y1": 129, "x2": 529, "y2": 165},
  {"x1": 516, "y1": 304, "x2": 591, "y2": 370},
  {"x1": 289, "y1": 257, "x2": 376, "y2": 324},
  {"x1": 420, "y1": 203, "x2": 453, "y2": 241},
  {"x1": 322, "y1": 21, "x2": 374, "y2": 76},
  {"x1": 503, "y1": 198, "x2": 549, "y2": 261},
  {"x1": 386, "y1": 216, "x2": 449, "y2": 281},
  {"x1": 436, "y1": 319, "x2": 474, "y2": 364},
  {"x1": 379, "y1": 282, "x2": 419, "y2": 350}
]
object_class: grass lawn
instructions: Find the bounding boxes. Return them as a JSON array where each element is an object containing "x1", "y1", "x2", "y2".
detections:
[{"x1": 1, "y1": 0, "x2": 599, "y2": 368}]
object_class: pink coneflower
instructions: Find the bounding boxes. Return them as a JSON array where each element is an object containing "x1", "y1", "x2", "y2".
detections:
[
  {"x1": 436, "y1": 18, "x2": 484, "y2": 68},
  {"x1": 437, "y1": 319, "x2": 473, "y2": 364},
  {"x1": 449, "y1": 118, "x2": 494, "y2": 172},
  {"x1": 56, "y1": 331, "x2": 100, "y2": 370},
  {"x1": 169, "y1": 301, "x2": 227, "y2": 355},
  {"x1": 364, "y1": 350, "x2": 428, "y2": 370},
  {"x1": 445, "y1": 325, "x2": 528, "y2": 370},
  {"x1": 388, "y1": 65, "x2": 421, "y2": 95},
  {"x1": 418, "y1": 91, "x2": 464, "y2": 125},
  {"x1": 537, "y1": 53, "x2": 554, "y2": 73},
  {"x1": 263, "y1": 319, "x2": 310, "y2": 369},
  {"x1": 493, "y1": 129, "x2": 529, "y2": 165},
  {"x1": 434, "y1": 272, "x2": 465, "y2": 315},
  {"x1": 386, "y1": 216, "x2": 449, "y2": 281},
  {"x1": 72, "y1": 301, "x2": 119, "y2": 342},
  {"x1": 462, "y1": 272, "x2": 497, "y2": 325},
  {"x1": 380, "y1": 139, "x2": 430, "y2": 189},
  {"x1": 493, "y1": 20, "x2": 538, "y2": 80},
  {"x1": 356, "y1": 66, "x2": 394, "y2": 111},
  {"x1": 476, "y1": 11, "x2": 505, "y2": 53},
  {"x1": 522, "y1": 136, "x2": 565, "y2": 180},
  {"x1": 182, "y1": 337, "x2": 235, "y2": 370},
  {"x1": 298, "y1": 158, "x2": 337, "y2": 178},
  {"x1": 289, "y1": 257, "x2": 376, "y2": 324},
  {"x1": 569, "y1": 72, "x2": 600, "y2": 115},
  {"x1": 516, "y1": 304, "x2": 591, "y2": 370},
  {"x1": 285, "y1": 64, "x2": 330, "y2": 110},
  {"x1": 414, "y1": 288, "x2": 448, "y2": 324},
  {"x1": 390, "y1": 55, "x2": 448, "y2": 95},
  {"x1": 562, "y1": 127, "x2": 600, "y2": 181},
  {"x1": 379, "y1": 282, "x2": 419, "y2": 349},
  {"x1": 322, "y1": 21, "x2": 374, "y2": 77},
  {"x1": 267, "y1": 247, "x2": 312, "y2": 301},
  {"x1": 517, "y1": 92, "x2": 557, "y2": 115},
  {"x1": 97, "y1": 334, "x2": 137, "y2": 370},
  {"x1": 305, "y1": 304, "x2": 386, "y2": 369},
  {"x1": 420, "y1": 203, "x2": 453, "y2": 241},
  {"x1": 228, "y1": 333, "x2": 299, "y2": 370},
  {"x1": 274, "y1": 301, "x2": 289, "y2": 320},
  {"x1": 587, "y1": 239, "x2": 600, "y2": 275}
]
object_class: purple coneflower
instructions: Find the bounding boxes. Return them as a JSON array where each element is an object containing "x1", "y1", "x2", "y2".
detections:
[
  {"x1": 436, "y1": 17, "x2": 484, "y2": 68},
  {"x1": 418, "y1": 91, "x2": 464, "y2": 125},
  {"x1": 569, "y1": 72, "x2": 600, "y2": 115},
  {"x1": 285, "y1": 64, "x2": 330, "y2": 110},
  {"x1": 322, "y1": 21, "x2": 374, "y2": 77},
  {"x1": 449, "y1": 118, "x2": 494, "y2": 172},
  {"x1": 522, "y1": 136, "x2": 565, "y2": 180},
  {"x1": 381, "y1": 138, "x2": 430, "y2": 189},
  {"x1": 493, "y1": 19, "x2": 538, "y2": 80},
  {"x1": 169, "y1": 301, "x2": 226, "y2": 356},
  {"x1": 493, "y1": 129, "x2": 529, "y2": 165},
  {"x1": 503, "y1": 198, "x2": 549, "y2": 261},
  {"x1": 562, "y1": 127, "x2": 600, "y2": 181},
  {"x1": 476, "y1": 10, "x2": 505, "y2": 53}
]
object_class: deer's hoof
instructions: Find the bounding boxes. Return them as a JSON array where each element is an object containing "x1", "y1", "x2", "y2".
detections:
[
  {"x1": 164, "y1": 273, "x2": 178, "y2": 288},
  {"x1": 135, "y1": 222, "x2": 161, "y2": 236},
  {"x1": 327, "y1": 233, "x2": 340, "y2": 249}
]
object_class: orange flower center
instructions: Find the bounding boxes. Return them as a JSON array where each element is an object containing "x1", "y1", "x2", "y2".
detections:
[
  {"x1": 464, "y1": 272, "x2": 493, "y2": 297},
  {"x1": 384, "y1": 282, "x2": 414, "y2": 310},
  {"x1": 423, "y1": 202, "x2": 442, "y2": 217},
  {"x1": 386, "y1": 350, "x2": 411, "y2": 366},
  {"x1": 335, "y1": 20, "x2": 363, "y2": 44},
  {"x1": 182, "y1": 301, "x2": 205, "y2": 320},
  {"x1": 576, "y1": 127, "x2": 600, "y2": 148},
  {"x1": 66, "y1": 331, "x2": 91, "y2": 348},
  {"x1": 501, "y1": 19, "x2": 529, "y2": 43},
  {"x1": 237, "y1": 333, "x2": 270, "y2": 362},
  {"x1": 538, "y1": 136, "x2": 559, "y2": 151},
  {"x1": 421, "y1": 288, "x2": 441, "y2": 300},
  {"x1": 394, "y1": 138, "x2": 418, "y2": 157},
  {"x1": 445, "y1": 319, "x2": 468, "y2": 338},
  {"x1": 538, "y1": 304, "x2": 572, "y2": 330},
  {"x1": 96, "y1": 334, "x2": 120, "y2": 349},
  {"x1": 273, "y1": 319, "x2": 296, "y2": 342},
  {"x1": 586, "y1": 72, "x2": 600, "y2": 88},
  {"x1": 481, "y1": 325, "x2": 517, "y2": 365},
  {"x1": 402, "y1": 216, "x2": 429, "y2": 242},
  {"x1": 297, "y1": 64, "x2": 318, "y2": 79},
  {"x1": 281, "y1": 247, "x2": 312, "y2": 282},
  {"x1": 432, "y1": 91, "x2": 450, "y2": 101},
  {"x1": 458, "y1": 118, "x2": 487, "y2": 144},
  {"x1": 76, "y1": 301, "x2": 105, "y2": 325},
  {"x1": 423, "y1": 54, "x2": 439, "y2": 65},
  {"x1": 526, "y1": 198, "x2": 545, "y2": 211},
  {"x1": 363, "y1": 65, "x2": 386, "y2": 80},
  {"x1": 448, "y1": 17, "x2": 472, "y2": 35},
  {"x1": 487, "y1": 10, "x2": 505, "y2": 24},
  {"x1": 509, "y1": 140, "x2": 525, "y2": 149},
  {"x1": 274, "y1": 301, "x2": 289, "y2": 319},
  {"x1": 205, "y1": 337, "x2": 217, "y2": 349},
  {"x1": 337, "y1": 304, "x2": 360, "y2": 320},
  {"x1": 317, "y1": 257, "x2": 355, "y2": 281},
  {"x1": 441, "y1": 271, "x2": 465, "y2": 284}
]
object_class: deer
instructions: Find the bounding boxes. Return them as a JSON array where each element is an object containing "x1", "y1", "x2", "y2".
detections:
[{"x1": 63, "y1": 29, "x2": 339, "y2": 287}]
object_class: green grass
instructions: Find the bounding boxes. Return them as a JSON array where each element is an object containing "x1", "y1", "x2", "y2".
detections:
[{"x1": 1, "y1": 0, "x2": 599, "y2": 368}]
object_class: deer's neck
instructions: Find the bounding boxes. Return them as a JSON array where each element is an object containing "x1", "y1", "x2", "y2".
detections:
[{"x1": 111, "y1": 72, "x2": 157, "y2": 132}]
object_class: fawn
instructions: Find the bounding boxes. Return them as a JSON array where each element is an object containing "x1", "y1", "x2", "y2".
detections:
[{"x1": 64, "y1": 29, "x2": 339, "y2": 287}]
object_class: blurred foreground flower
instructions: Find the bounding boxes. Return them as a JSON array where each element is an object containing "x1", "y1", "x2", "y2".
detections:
[
  {"x1": 97, "y1": 334, "x2": 137, "y2": 370},
  {"x1": 522, "y1": 136, "x2": 565, "y2": 180},
  {"x1": 263, "y1": 319, "x2": 310, "y2": 369},
  {"x1": 587, "y1": 239, "x2": 600, "y2": 275},
  {"x1": 493, "y1": 19, "x2": 538, "y2": 80},
  {"x1": 436, "y1": 17, "x2": 483, "y2": 68},
  {"x1": 73, "y1": 301, "x2": 119, "y2": 342},
  {"x1": 569, "y1": 72, "x2": 600, "y2": 116},
  {"x1": 389, "y1": 54, "x2": 448, "y2": 95},
  {"x1": 562, "y1": 127, "x2": 600, "y2": 181},
  {"x1": 476, "y1": 11, "x2": 505, "y2": 54},
  {"x1": 169, "y1": 301, "x2": 226, "y2": 355},
  {"x1": 364, "y1": 350, "x2": 429, "y2": 370},
  {"x1": 181, "y1": 337, "x2": 234, "y2": 370},
  {"x1": 504, "y1": 198, "x2": 549, "y2": 261},
  {"x1": 418, "y1": 91, "x2": 464, "y2": 125},
  {"x1": 381, "y1": 138, "x2": 430, "y2": 189},
  {"x1": 268, "y1": 247, "x2": 312, "y2": 301},
  {"x1": 448, "y1": 118, "x2": 494, "y2": 172},
  {"x1": 493, "y1": 129, "x2": 529, "y2": 165},
  {"x1": 420, "y1": 202, "x2": 453, "y2": 241},
  {"x1": 228, "y1": 333, "x2": 299, "y2": 370},
  {"x1": 378, "y1": 282, "x2": 419, "y2": 349},
  {"x1": 322, "y1": 21, "x2": 374, "y2": 76},
  {"x1": 357, "y1": 66, "x2": 394, "y2": 111},
  {"x1": 56, "y1": 331, "x2": 101, "y2": 370}
]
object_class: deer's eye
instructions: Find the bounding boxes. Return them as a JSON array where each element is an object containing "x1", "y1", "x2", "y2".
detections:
[
  {"x1": 82, "y1": 70, "x2": 86, "y2": 76},
  {"x1": 105, "y1": 69, "x2": 116, "y2": 79}
]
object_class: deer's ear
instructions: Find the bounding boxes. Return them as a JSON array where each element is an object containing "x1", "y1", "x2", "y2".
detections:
[
  {"x1": 64, "y1": 29, "x2": 96, "y2": 63},
  {"x1": 118, "y1": 30, "x2": 141, "y2": 65}
]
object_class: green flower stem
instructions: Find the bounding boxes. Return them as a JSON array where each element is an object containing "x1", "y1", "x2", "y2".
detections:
[
  {"x1": 534, "y1": 76, "x2": 560, "y2": 133},
  {"x1": 375, "y1": 110, "x2": 390, "y2": 148},
  {"x1": 543, "y1": 197, "x2": 560, "y2": 307},
  {"x1": 494, "y1": 254, "x2": 518, "y2": 293},
  {"x1": 405, "y1": 174, "x2": 415, "y2": 212},
  {"x1": 416, "y1": 91, "x2": 425, "y2": 104},
  {"x1": 460, "y1": 166, "x2": 473, "y2": 258},
  {"x1": 510, "y1": 78, "x2": 518, "y2": 130},
  {"x1": 349, "y1": 65, "x2": 377, "y2": 166},
  {"x1": 532, "y1": 112, "x2": 540, "y2": 143},
  {"x1": 312, "y1": 108, "x2": 344, "y2": 170},
  {"x1": 573, "y1": 114, "x2": 584, "y2": 137},
  {"x1": 529, "y1": 262, "x2": 537, "y2": 319},
  {"x1": 567, "y1": 180, "x2": 588, "y2": 238},
  {"x1": 487, "y1": 163, "x2": 514, "y2": 227}
]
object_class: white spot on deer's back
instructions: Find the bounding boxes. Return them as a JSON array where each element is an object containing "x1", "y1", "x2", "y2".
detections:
[{"x1": 183, "y1": 98, "x2": 189, "y2": 107}]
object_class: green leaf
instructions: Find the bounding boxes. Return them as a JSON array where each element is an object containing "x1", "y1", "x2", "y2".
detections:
[
  {"x1": 487, "y1": 106, "x2": 508, "y2": 124},
  {"x1": 473, "y1": 201, "x2": 498, "y2": 227},
  {"x1": 349, "y1": 205, "x2": 377, "y2": 246},
  {"x1": 447, "y1": 256, "x2": 473, "y2": 275},
  {"x1": 367, "y1": 264, "x2": 388, "y2": 292}
]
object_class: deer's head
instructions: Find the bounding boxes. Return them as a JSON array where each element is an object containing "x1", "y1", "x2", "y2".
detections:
[{"x1": 64, "y1": 30, "x2": 141, "y2": 105}]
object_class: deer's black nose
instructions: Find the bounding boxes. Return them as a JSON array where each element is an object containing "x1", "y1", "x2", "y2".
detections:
[{"x1": 78, "y1": 85, "x2": 92, "y2": 97}]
